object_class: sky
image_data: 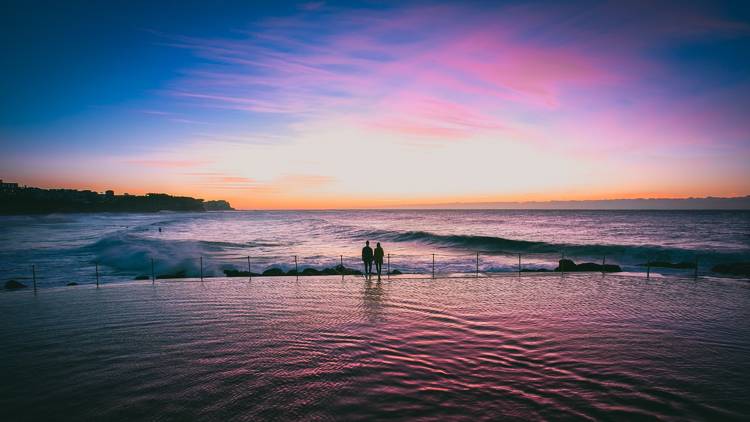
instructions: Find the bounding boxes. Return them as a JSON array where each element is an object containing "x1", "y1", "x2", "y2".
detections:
[{"x1": 1, "y1": 0, "x2": 749, "y2": 209}]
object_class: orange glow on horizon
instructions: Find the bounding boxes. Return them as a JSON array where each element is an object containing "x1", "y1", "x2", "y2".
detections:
[{"x1": 15, "y1": 175, "x2": 749, "y2": 210}]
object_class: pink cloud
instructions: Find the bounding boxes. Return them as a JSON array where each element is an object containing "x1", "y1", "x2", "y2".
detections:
[
  {"x1": 363, "y1": 93, "x2": 511, "y2": 139},
  {"x1": 160, "y1": 2, "x2": 749, "y2": 147},
  {"x1": 180, "y1": 172, "x2": 334, "y2": 193}
]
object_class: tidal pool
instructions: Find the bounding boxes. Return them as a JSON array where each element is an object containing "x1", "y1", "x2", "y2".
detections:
[{"x1": 1, "y1": 274, "x2": 749, "y2": 420}]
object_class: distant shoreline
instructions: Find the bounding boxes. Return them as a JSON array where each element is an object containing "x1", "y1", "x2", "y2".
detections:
[{"x1": 0, "y1": 181, "x2": 234, "y2": 214}]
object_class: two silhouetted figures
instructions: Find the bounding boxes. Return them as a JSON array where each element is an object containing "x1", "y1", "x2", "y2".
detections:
[{"x1": 362, "y1": 241, "x2": 385, "y2": 279}]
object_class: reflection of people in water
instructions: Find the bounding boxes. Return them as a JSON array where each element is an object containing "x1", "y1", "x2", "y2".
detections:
[
  {"x1": 374, "y1": 242, "x2": 384, "y2": 278},
  {"x1": 362, "y1": 241, "x2": 373, "y2": 277},
  {"x1": 362, "y1": 278, "x2": 384, "y2": 321}
]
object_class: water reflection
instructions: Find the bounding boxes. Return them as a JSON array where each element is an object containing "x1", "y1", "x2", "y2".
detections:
[
  {"x1": 362, "y1": 278, "x2": 385, "y2": 322},
  {"x1": 1, "y1": 275, "x2": 749, "y2": 420}
]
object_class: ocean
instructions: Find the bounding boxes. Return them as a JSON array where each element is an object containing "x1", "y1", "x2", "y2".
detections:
[{"x1": 1, "y1": 210, "x2": 748, "y2": 287}]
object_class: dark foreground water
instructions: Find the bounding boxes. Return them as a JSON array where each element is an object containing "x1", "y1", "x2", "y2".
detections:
[{"x1": 2, "y1": 274, "x2": 749, "y2": 421}]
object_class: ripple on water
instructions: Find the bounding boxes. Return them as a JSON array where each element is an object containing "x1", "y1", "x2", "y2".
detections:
[{"x1": 1, "y1": 274, "x2": 749, "y2": 421}]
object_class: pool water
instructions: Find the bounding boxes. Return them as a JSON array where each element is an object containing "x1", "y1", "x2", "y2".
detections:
[{"x1": 1, "y1": 274, "x2": 749, "y2": 420}]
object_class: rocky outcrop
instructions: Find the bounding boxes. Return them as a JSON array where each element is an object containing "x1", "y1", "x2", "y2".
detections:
[
  {"x1": 203, "y1": 200, "x2": 234, "y2": 211},
  {"x1": 555, "y1": 259, "x2": 621, "y2": 273},
  {"x1": 226, "y1": 265, "x2": 365, "y2": 277},
  {"x1": 262, "y1": 268, "x2": 286, "y2": 277}
]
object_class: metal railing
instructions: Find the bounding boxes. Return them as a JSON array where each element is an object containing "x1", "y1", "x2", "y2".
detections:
[{"x1": 2, "y1": 249, "x2": 704, "y2": 291}]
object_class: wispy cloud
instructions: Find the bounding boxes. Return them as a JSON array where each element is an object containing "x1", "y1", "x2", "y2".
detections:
[
  {"x1": 182, "y1": 171, "x2": 333, "y2": 193},
  {"x1": 127, "y1": 159, "x2": 210, "y2": 168},
  {"x1": 160, "y1": 1, "x2": 748, "y2": 146}
]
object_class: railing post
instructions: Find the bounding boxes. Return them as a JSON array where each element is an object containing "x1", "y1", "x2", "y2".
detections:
[
  {"x1": 294, "y1": 255, "x2": 298, "y2": 280},
  {"x1": 432, "y1": 254, "x2": 435, "y2": 279},
  {"x1": 32, "y1": 264, "x2": 36, "y2": 292},
  {"x1": 247, "y1": 256, "x2": 252, "y2": 282},
  {"x1": 151, "y1": 257, "x2": 155, "y2": 284},
  {"x1": 602, "y1": 255, "x2": 606, "y2": 275},
  {"x1": 95, "y1": 262, "x2": 100, "y2": 287},
  {"x1": 200, "y1": 256, "x2": 203, "y2": 282},
  {"x1": 518, "y1": 253, "x2": 521, "y2": 275},
  {"x1": 340, "y1": 255, "x2": 344, "y2": 280},
  {"x1": 387, "y1": 253, "x2": 390, "y2": 279},
  {"x1": 476, "y1": 252, "x2": 479, "y2": 278}
]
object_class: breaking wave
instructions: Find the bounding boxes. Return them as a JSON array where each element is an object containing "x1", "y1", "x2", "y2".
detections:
[
  {"x1": 82, "y1": 231, "x2": 249, "y2": 277},
  {"x1": 360, "y1": 229, "x2": 748, "y2": 267}
]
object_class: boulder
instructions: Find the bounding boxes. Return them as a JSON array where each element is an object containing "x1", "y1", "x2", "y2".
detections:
[
  {"x1": 66, "y1": 282, "x2": 79, "y2": 286},
  {"x1": 556, "y1": 259, "x2": 577, "y2": 272},
  {"x1": 321, "y1": 267, "x2": 341, "y2": 275},
  {"x1": 254, "y1": 265, "x2": 366, "y2": 277},
  {"x1": 555, "y1": 259, "x2": 621, "y2": 273},
  {"x1": 262, "y1": 268, "x2": 286, "y2": 277},
  {"x1": 333, "y1": 265, "x2": 362, "y2": 275},
  {"x1": 301, "y1": 268, "x2": 322, "y2": 276},
  {"x1": 4, "y1": 280, "x2": 27, "y2": 289},
  {"x1": 388, "y1": 269, "x2": 403, "y2": 275}
]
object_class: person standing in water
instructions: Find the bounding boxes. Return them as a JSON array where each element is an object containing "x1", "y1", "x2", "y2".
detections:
[
  {"x1": 374, "y1": 242, "x2": 385, "y2": 278},
  {"x1": 362, "y1": 241, "x2": 374, "y2": 277}
]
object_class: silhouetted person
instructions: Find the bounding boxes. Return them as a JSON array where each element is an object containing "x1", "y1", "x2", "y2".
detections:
[
  {"x1": 374, "y1": 242, "x2": 384, "y2": 278},
  {"x1": 158, "y1": 227, "x2": 162, "y2": 233},
  {"x1": 362, "y1": 241, "x2": 373, "y2": 277}
]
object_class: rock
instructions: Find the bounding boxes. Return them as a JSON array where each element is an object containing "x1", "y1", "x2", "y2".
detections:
[
  {"x1": 321, "y1": 267, "x2": 341, "y2": 275},
  {"x1": 388, "y1": 269, "x2": 403, "y2": 275},
  {"x1": 301, "y1": 268, "x2": 322, "y2": 276},
  {"x1": 556, "y1": 259, "x2": 577, "y2": 272},
  {"x1": 262, "y1": 268, "x2": 286, "y2": 276},
  {"x1": 333, "y1": 265, "x2": 362, "y2": 275},
  {"x1": 712, "y1": 262, "x2": 750, "y2": 276},
  {"x1": 253, "y1": 265, "x2": 366, "y2": 277},
  {"x1": 66, "y1": 282, "x2": 78, "y2": 286},
  {"x1": 4, "y1": 280, "x2": 27, "y2": 289},
  {"x1": 555, "y1": 259, "x2": 621, "y2": 273},
  {"x1": 223, "y1": 269, "x2": 259, "y2": 277}
]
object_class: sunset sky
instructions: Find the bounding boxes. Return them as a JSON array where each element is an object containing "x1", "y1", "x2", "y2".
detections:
[{"x1": 1, "y1": 0, "x2": 749, "y2": 209}]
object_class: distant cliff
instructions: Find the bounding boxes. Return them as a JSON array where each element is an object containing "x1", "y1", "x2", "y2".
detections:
[
  {"x1": 203, "y1": 200, "x2": 234, "y2": 211},
  {"x1": 0, "y1": 183, "x2": 234, "y2": 214}
]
